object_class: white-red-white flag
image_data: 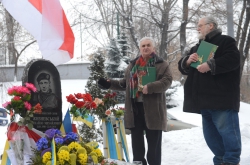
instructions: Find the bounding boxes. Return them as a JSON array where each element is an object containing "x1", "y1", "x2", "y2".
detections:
[{"x1": 1, "y1": 0, "x2": 75, "y2": 66}]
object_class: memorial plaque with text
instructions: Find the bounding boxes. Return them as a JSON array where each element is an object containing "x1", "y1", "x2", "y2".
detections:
[{"x1": 22, "y1": 59, "x2": 62, "y2": 132}]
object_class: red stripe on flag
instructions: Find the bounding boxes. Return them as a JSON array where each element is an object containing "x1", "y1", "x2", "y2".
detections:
[
  {"x1": 72, "y1": 124, "x2": 77, "y2": 133},
  {"x1": 59, "y1": 10, "x2": 75, "y2": 58},
  {"x1": 7, "y1": 122, "x2": 41, "y2": 142},
  {"x1": 28, "y1": 0, "x2": 42, "y2": 13}
]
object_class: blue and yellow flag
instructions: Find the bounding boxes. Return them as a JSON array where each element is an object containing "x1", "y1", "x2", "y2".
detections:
[
  {"x1": 73, "y1": 114, "x2": 94, "y2": 128},
  {"x1": 118, "y1": 119, "x2": 130, "y2": 162},
  {"x1": 51, "y1": 138, "x2": 57, "y2": 165},
  {"x1": 105, "y1": 119, "x2": 121, "y2": 160},
  {"x1": 1, "y1": 140, "x2": 11, "y2": 165},
  {"x1": 60, "y1": 109, "x2": 72, "y2": 134}
]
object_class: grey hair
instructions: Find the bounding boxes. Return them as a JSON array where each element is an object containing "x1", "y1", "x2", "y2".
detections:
[
  {"x1": 139, "y1": 37, "x2": 156, "y2": 47},
  {"x1": 203, "y1": 16, "x2": 218, "y2": 30}
]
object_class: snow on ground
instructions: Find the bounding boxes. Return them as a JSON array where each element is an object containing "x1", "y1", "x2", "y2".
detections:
[{"x1": 1, "y1": 80, "x2": 250, "y2": 165}]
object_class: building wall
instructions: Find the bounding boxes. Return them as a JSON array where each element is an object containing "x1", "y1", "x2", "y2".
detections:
[{"x1": 0, "y1": 62, "x2": 90, "y2": 82}]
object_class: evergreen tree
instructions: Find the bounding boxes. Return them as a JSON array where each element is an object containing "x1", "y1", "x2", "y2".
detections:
[
  {"x1": 105, "y1": 38, "x2": 128, "y2": 103},
  {"x1": 78, "y1": 50, "x2": 106, "y2": 144},
  {"x1": 105, "y1": 38, "x2": 125, "y2": 78},
  {"x1": 85, "y1": 50, "x2": 106, "y2": 99},
  {"x1": 117, "y1": 32, "x2": 130, "y2": 64}
]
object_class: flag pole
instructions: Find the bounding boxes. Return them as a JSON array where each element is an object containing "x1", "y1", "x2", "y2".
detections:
[
  {"x1": 116, "y1": 118, "x2": 124, "y2": 160},
  {"x1": 102, "y1": 118, "x2": 108, "y2": 158}
]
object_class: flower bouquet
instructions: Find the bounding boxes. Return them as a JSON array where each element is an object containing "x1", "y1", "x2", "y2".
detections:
[
  {"x1": 66, "y1": 93, "x2": 98, "y2": 119},
  {"x1": 96, "y1": 92, "x2": 122, "y2": 119},
  {"x1": 105, "y1": 107, "x2": 125, "y2": 119},
  {"x1": 2, "y1": 83, "x2": 42, "y2": 129},
  {"x1": 66, "y1": 92, "x2": 118, "y2": 120},
  {"x1": 2, "y1": 83, "x2": 44, "y2": 165},
  {"x1": 30, "y1": 128, "x2": 104, "y2": 165}
]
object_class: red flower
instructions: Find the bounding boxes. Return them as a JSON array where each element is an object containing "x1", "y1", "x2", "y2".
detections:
[
  {"x1": 34, "y1": 103, "x2": 42, "y2": 114},
  {"x1": 74, "y1": 93, "x2": 84, "y2": 99},
  {"x1": 25, "y1": 83, "x2": 37, "y2": 92},
  {"x1": 13, "y1": 96, "x2": 21, "y2": 101},
  {"x1": 75, "y1": 101, "x2": 85, "y2": 108},
  {"x1": 104, "y1": 92, "x2": 117, "y2": 98},
  {"x1": 71, "y1": 98, "x2": 78, "y2": 104},
  {"x1": 66, "y1": 94, "x2": 76, "y2": 103},
  {"x1": 90, "y1": 102, "x2": 97, "y2": 109},
  {"x1": 111, "y1": 92, "x2": 117, "y2": 97},
  {"x1": 18, "y1": 86, "x2": 31, "y2": 95},
  {"x1": 84, "y1": 101, "x2": 96, "y2": 109},
  {"x1": 83, "y1": 93, "x2": 93, "y2": 102},
  {"x1": 24, "y1": 101, "x2": 32, "y2": 111}
]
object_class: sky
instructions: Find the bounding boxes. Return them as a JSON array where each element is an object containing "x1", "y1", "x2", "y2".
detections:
[{"x1": 0, "y1": 80, "x2": 250, "y2": 165}]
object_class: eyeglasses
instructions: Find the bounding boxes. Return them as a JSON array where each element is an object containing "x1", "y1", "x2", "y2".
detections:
[{"x1": 197, "y1": 23, "x2": 210, "y2": 29}]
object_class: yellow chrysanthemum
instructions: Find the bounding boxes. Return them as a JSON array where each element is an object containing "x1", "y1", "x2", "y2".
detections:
[
  {"x1": 77, "y1": 147, "x2": 87, "y2": 155},
  {"x1": 93, "y1": 148, "x2": 102, "y2": 157},
  {"x1": 89, "y1": 152, "x2": 98, "y2": 164},
  {"x1": 91, "y1": 155, "x2": 98, "y2": 164},
  {"x1": 83, "y1": 144, "x2": 94, "y2": 154},
  {"x1": 42, "y1": 152, "x2": 51, "y2": 164},
  {"x1": 78, "y1": 153, "x2": 88, "y2": 165},
  {"x1": 57, "y1": 149, "x2": 70, "y2": 164},
  {"x1": 68, "y1": 142, "x2": 82, "y2": 152}
]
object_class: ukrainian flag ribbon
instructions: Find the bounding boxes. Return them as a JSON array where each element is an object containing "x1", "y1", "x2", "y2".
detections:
[
  {"x1": 1, "y1": 140, "x2": 11, "y2": 165},
  {"x1": 105, "y1": 118, "x2": 122, "y2": 160}
]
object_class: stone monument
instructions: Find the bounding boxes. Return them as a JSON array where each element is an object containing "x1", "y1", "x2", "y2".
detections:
[{"x1": 22, "y1": 59, "x2": 62, "y2": 132}]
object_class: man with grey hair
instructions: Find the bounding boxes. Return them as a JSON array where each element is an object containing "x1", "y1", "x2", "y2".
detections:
[
  {"x1": 178, "y1": 16, "x2": 241, "y2": 165},
  {"x1": 98, "y1": 37, "x2": 172, "y2": 165}
]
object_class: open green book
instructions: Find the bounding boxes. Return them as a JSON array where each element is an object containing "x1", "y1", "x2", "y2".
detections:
[{"x1": 190, "y1": 40, "x2": 218, "y2": 68}]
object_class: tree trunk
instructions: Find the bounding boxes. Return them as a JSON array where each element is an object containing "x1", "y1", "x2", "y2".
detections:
[
  {"x1": 235, "y1": 0, "x2": 246, "y2": 46},
  {"x1": 180, "y1": 0, "x2": 189, "y2": 57},
  {"x1": 159, "y1": 11, "x2": 169, "y2": 59},
  {"x1": 5, "y1": 9, "x2": 16, "y2": 65},
  {"x1": 238, "y1": 0, "x2": 250, "y2": 78}
]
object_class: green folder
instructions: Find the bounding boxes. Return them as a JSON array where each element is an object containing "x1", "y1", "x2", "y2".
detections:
[
  {"x1": 138, "y1": 67, "x2": 156, "y2": 85},
  {"x1": 190, "y1": 40, "x2": 218, "y2": 68}
]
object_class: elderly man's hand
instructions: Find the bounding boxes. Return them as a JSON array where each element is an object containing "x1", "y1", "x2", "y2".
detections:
[
  {"x1": 142, "y1": 85, "x2": 148, "y2": 94},
  {"x1": 186, "y1": 53, "x2": 199, "y2": 67},
  {"x1": 197, "y1": 62, "x2": 211, "y2": 73}
]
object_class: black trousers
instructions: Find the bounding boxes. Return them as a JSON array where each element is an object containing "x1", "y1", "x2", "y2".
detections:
[{"x1": 130, "y1": 102, "x2": 162, "y2": 165}]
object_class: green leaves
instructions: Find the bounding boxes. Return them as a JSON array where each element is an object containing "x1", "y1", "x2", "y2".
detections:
[{"x1": 27, "y1": 123, "x2": 33, "y2": 130}]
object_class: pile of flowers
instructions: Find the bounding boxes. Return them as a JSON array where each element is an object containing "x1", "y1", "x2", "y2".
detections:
[
  {"x1": 105, "y1": 107, "x2": 125, "y2": 119},
  {"x1": 30, "y1": 128, "x2": 104, "y2": 165},
  {"x1": 66, "y1": 92, "x2": 124, "y2": 120},
  {"x1": 2, "y1": 83, "x2": 42, "y2": 129}
]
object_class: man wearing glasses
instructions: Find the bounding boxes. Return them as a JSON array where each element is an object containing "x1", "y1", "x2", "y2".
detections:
[{"x1": 178, "y1": 16, "x2": 241, "y2": 165}]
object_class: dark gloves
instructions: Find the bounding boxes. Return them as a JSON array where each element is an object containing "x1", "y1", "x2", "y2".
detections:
[{"x1": 98, "y1": 78, "x2": 111, "y2": 89}]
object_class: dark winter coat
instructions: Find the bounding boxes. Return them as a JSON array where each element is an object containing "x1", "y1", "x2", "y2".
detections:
[
  {"x1": 178, "y1": 29, "x2": 240, "y2": 114},
  {"x1": 109, "y1": 55, "x2": 172, "y2": 131}
]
